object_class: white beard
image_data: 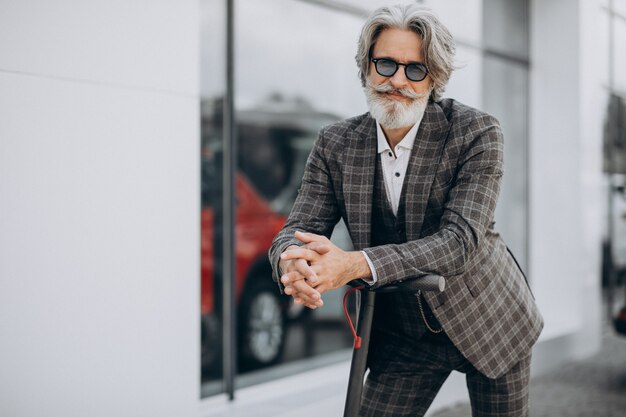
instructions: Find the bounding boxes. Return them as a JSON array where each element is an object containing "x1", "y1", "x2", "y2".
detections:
[{"x1": 364, "y1": 81, "x2": 430, "y2": 129}]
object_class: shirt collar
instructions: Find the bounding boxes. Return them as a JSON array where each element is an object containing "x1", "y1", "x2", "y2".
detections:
[{"x1": 375, "y1": 119, "x2": 421, "y2": 154}]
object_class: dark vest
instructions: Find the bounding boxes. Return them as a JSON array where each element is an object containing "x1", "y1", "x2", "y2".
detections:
[{"x1": 370, "y1": 158, "x2": 444, "y2": 343}]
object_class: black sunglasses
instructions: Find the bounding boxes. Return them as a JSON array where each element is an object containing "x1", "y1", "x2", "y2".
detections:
[{"x1": 371, "y1": 58, "x2": 429, "y2": 82}]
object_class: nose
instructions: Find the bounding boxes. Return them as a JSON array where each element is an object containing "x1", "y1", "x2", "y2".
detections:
[{"x1": 388, "y1": 67, "x2": 409, "y2": 89}]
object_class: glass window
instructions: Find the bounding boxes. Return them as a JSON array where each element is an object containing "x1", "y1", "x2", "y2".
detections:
[
  {"x1": 482, "y1": 0, "x2": 529, "y2": 59},
  {"x1": 614, "y1": 0, "x2": 626, "y2": 17},
  {"x1": 613, "y1": 18, "x2": 626, "y2": 93},
  {"x1": 200, "y1": 0, "x2": 532, "y2": 397},
  {"x1": 446, "y1": 45, "x2": 483, "y2": 109},
  {"x1": 200, "y1": 0, "x2": 226, "y2": 396},
  {"x1": 482, "y1": 57, "x2": 529, "y2": 271},
  {"x1": 482, "y1": 0, "x2": 530, "y2": 272},
  {"x1": 235, "y1": 0, "x2": 366, "y2": 118},
  {"x1": 229, "y1": 0, "x2": 367, "y2": 386},
  {"x1": 425, "y1": 0, "x2": 483, "y2": 45}
]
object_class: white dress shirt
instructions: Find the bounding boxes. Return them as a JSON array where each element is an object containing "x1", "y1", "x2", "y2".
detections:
[{"x1": 361, "y1": 119, "x2": 423, "y2": 284}]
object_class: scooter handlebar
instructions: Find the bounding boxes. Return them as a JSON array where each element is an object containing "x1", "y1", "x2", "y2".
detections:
[{"x1": 351, "y1": 274, "x2": 445, "y2": 293}]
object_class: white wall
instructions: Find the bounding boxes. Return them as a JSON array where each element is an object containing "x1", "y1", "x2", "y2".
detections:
[
  {"x1": 529, "y1": 0, "x2": 604, "y2": 363},
  {"x1": 435, "y1": 0, "x2": 609, "y2": 406},
  {"x1": 0, "y1": 2, "x2": 200, "y2": 417},
  {"x1": 530, "y1": 0, "x2": 584, "y2": 339},
  {"x1": 578, "y1": 0, "x2": 609, "y2": 348}
]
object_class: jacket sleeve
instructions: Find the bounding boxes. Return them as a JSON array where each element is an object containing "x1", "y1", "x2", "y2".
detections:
[
  {"x1": 268, "y1": 126, "x2": 341, "y2": 292},
  {"x1": 362, "y1": 114, "x2": 504, "y2": 288}
]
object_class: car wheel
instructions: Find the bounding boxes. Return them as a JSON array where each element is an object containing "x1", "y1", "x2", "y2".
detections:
[
  {"x1": 239, "y1": 279, "x2": 285, "y2": 369},
  {"x1": 285, "y1": 297, "x2": 312, "y2": 322}
]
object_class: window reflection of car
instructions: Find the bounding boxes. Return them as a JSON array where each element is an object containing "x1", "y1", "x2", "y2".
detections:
[
  {"x1": 201, "y1": 95, "x2": 343, "y2": 374},
  {"x1": 608, "y1": 180, "x2": 626, "y2": 337},
  {"x1": 201, "y1": 173, "x2": 287, "y2": 372}
]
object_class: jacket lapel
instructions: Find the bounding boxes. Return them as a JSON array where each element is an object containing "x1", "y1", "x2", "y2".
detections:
[
  {"x1": 342, "y1": 103, "x2": 450, "y2": 249},
  {"x1": 343, "y1": 115, "x2": 377, "y2": 250},
  {"x1": 400, "y1": 102, "x2": 451, "y2": 241}
]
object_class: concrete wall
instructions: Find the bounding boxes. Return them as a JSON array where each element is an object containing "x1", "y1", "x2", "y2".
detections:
[
  {"x1": 529, "y1": 0, "x2": 605, "y2": 367},
  {"x1": 0, "y1": 2, "x2": 200, "y2": 416}
]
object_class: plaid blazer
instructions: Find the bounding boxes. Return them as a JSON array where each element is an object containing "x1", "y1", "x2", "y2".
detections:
[{"x1": 269, "y1": 99, "x2": 544, "y2": 379}]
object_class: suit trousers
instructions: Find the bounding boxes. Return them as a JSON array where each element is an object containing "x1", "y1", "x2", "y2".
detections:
[{"x1": 360, "y1": 330, "x2": 531, "y2": 417}]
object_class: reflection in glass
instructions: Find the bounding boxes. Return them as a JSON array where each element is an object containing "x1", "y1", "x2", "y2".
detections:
[
  {"x1": 235, "y1": 0, "x2": 365, "y2": 118},
  {"x1": 201, "y1": 93, "x2": 355, "y2": 388},
  {"x1": 229, "y1": 0, "x2": 365, "y2": 383},
  {"x1": 614, "y1": 19, "x2": 626, "y2": 93},
  {"x1": 200, "y1": 0, "x2": 225, "y2": 396},
  {"x1": 482, "y1": 0, "x2": 529, "y2": 59},
  {"x1": 425, "y1": 0, "x2": 483, "y2": 45},
  {"x1": 200, "y1": 98, "x2": 224, "y2": 390},
  {"x1": 201, "y1": 0, "x2": 366, "y2": 395},
  {"x1": 481, "y1": 0, "x2": 530, "y2": 272},
  {"x1": 614, "y1": 0, "x2": 626, "y2": 18},
  {"x1": 482, "y1": 56, "x2": 529, "y2": 271},
  {"x1": 200, "y1": 0, "x2": 533, "y2": 398},
  {"x1": 445, "y1": 46, "x2": 483, "y2": 109}
]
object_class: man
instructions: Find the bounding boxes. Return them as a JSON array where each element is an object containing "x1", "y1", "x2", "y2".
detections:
[{"x1": 269, "y1": 4, "x2": 543, "y2": 417}]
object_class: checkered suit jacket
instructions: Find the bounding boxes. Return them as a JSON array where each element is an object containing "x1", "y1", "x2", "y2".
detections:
[{"x1": 269, "y1": 99, "x2": 544, "y2": 379}]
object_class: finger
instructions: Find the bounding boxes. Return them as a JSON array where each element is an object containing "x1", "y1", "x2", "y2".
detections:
[
  {"x1": 302, "y1": 242, "x2": 331, "y2": 255},
  {"x1": 283, "y1": 271, "x2": 321, "y2": 289},
  {"x1": 280, "y1": 255, "x2": 319, "y2": 284},
  {"x1": 281, "y1": 247, "x2": 321, "y2": 263},
  {"x1": 292, "y1": 279, "x2": 320, "y2": 300},
  {"x1": 284, "y1": 285, "x2": 295, "y2": 296},
  {"x1": 294, "y1": 296, "x2": 320, "y2": 310},
  {"x1": 281, "y1": 261, "x2": 317, "y2": 285},
  {"x1": 282, "y1": 258, "x2": 319, "y2": 284},
  {"x1": 292, "y1": 280, "x2": 323, "y2": 307},
  {"x1": 280, "y1": 270, "x2": 307, "y2": 286},
  {"x1": 284, "y1": 284, "x2": 313, "y2": 298},
  {"x1": 294, "y1": 230, "x2": 328, "y2": 244},
  {"x1": 293, "y1": 259, "x2": 320, "y2": 285},
  {"x1": 295, "y1": 295, "x2": 320, "y2": 309}
]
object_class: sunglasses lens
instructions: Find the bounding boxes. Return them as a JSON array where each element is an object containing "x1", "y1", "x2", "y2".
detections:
[
  {"x1": 406, "y1": 64, "x2": 427, "y2": 81},
  {"x1": 375, "y1": 59, "x2": 397, "y2": 77}
]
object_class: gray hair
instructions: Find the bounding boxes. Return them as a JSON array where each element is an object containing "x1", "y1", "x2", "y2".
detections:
[{"x1": 356, "y1": 4, "x2": 455, "y2": 101}]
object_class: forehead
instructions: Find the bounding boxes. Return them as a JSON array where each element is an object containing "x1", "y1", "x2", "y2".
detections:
[{"x1": 372, "y1": 28, "x2": 423, "y2": 62}]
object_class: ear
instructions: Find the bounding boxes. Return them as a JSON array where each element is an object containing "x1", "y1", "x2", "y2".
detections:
[{"x1": 427, "y1": 79, "x2": 435, "y2": 97}]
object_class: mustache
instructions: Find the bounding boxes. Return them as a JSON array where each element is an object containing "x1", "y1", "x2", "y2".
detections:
[{"x1": 367, "y1": 81, "x2": 430, "y2": 100}]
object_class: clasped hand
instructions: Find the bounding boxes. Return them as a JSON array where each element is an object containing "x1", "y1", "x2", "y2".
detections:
[{"x1": 278, "y1": 231, "x2": 368, "y2": 309}]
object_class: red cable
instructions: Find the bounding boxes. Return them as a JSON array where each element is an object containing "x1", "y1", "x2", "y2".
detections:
[{"x1": 343, "y1": 285, "x2": 365, "y2": 349}]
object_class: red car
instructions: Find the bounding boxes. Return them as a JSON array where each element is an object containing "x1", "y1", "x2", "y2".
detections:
[
  {"x1": 201, "y1": 174, "x2": 289, "y2": 372},
  {"x1": 615, "y1": 306, "x2": 626, "y2": 335}
]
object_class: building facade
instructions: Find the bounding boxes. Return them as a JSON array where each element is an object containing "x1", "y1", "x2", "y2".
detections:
[{"x1": 1, "y1": 0, "x2": 624, "y2": 416}]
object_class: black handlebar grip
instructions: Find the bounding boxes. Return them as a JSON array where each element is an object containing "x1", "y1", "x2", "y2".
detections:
[{"x1": 374, "y1": 274, "x2": 445, "y2": 293}]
